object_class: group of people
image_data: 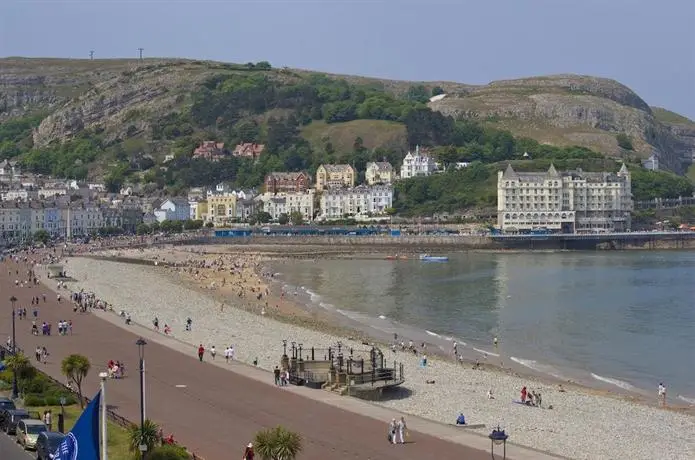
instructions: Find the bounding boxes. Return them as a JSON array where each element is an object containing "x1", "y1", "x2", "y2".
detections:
[
  {"x1": 387, "y1": 417, "x2": 408, "y2": 444},
  {"x1": 107, "y1": 359, "x2": 125, "y2": 379},
  {"x1": 520, "y1": 386, "x2": 543, "y2": 407},
  {"x1": 196, "y1": 344, "x2": 236, "y2": 363},
  {"x1": 273, "y1": 366, "x2": 290, "y2": 386}
]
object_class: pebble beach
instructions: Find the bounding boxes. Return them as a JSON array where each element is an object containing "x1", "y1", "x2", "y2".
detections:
[{"x1": 51, "y1": 250, "x2": 695, "y2": 460}]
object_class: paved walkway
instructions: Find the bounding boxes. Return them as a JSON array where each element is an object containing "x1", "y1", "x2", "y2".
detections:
[{"x1": 0, "y1": 257, "x2": 561, "y2": 460}]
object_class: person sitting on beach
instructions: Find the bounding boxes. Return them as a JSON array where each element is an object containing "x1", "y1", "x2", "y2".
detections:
[
  {"x1": 456, "y1": 413, "x2": 466, "y2": 425},
  {"x1": 487, "y1": 389, "x2": 494, "y2": 400},
  {"x1": 520, "y1": 386, "x2": 527, "y2": 403},
  {"x1": 164, "y1": 324, "x2": 171, "y2": 335}
]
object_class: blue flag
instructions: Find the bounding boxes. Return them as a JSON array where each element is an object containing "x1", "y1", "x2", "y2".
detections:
[{"x1": 53, "y1": 390, "x2": 101, "y2": 460}]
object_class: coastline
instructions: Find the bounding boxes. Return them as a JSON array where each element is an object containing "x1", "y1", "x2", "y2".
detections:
[{"x1": 53, "y1": 246, "x2": 695, "y2": 460}]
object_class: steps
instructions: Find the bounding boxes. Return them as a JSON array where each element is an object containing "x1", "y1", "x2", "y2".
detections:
[{"x1": 322, "y1": 382, "x2": 348, "y2": 396}]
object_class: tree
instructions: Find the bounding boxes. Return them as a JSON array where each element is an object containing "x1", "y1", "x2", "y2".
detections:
[
  {"x1": 278, "y1": 213, "x2": 289, "y2": 225},
  {"x1": 254, "y1": 426, "x2": 302, "y2": 460},
  {"x1": 205, "y1": 221, "x2": 214, "y2": 228},
  {"x1": 5, "y1": 353, "x2": 33, "y2": 394},
  {"x1": 33, "y1": 229, "x2": 50, "y2": 245},
  {"x1": 616, "y1": 133, "x2": 634, "y2": 150},
  {"x1": 148, "y1": 444, "x2": 191, "y2": 460},
  {"x1": 136, "y1": 223, "x2": 150, "y2": 235},
  {"x1": 431, "y1": 86, "x2": 445, "y2": 97},
  {"x1": 61, "y1": 354, "x2": 91, "y2": 408},
  {"x1": 289, "y1": 211, "x2": 304, "y2": 226},
  {"x1": 128, "y1": 419, "x2": 160, "y2": 455}
]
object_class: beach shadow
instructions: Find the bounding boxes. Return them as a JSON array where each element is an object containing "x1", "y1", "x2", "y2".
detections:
[{"x1": 379, "y1": 386, "x2": 413, "y2": 401}]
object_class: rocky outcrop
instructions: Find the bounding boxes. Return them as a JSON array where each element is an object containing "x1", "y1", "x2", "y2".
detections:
[
  {"x1": 429, "y1": 75, "x2": 693, "y2": 174},
  {"x1": 1, "y1": 59, "x2": 692, "y2": 175}
]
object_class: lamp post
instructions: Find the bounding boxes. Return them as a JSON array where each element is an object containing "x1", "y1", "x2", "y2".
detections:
[
  {"x1": 489, "y1": 426, "x2": 509, "y2": 459},
  {"x1": 136, "y1": 338, "x2": 147, "y2": 459},
  {"x1": 99, "y1": 372, "x2": 109, "y2": 460},
  {"x1": 9, "y1": 295, "x2": 18, "y2": 399},
  {"x1": 282, "y1": 340, "x2": 287, "y2": 358}
]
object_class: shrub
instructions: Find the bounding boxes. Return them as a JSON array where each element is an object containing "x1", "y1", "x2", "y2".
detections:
[
  {"x1": 148, "y1": 444, "x2": 192, "y2": 460},
  {"x1": 24, "y1": 395, "x2": 46, "y2": 406}
]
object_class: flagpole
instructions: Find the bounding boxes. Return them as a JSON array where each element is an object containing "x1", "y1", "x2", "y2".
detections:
[{"x1": 99, "y1": 372, "x2": 109, "y2": 460}]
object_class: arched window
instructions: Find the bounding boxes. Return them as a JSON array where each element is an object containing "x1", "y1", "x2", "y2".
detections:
[
  {"x1": 505, "y1": 213, "x2": 511, "y2": 219},
  {"x1": 561, "y1": 213, "x2": 567, "y2": 219},
  {"x1": 512, "y1": 214, "x2": 517, "y2": 219}
]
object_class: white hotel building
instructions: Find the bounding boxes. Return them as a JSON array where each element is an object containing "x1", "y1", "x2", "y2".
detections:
[
  {"x1": 497, "y1": 163, "x2": 633, "y2": 233},
  {"x1": 319, "y1": 185, "x2": 393, "y2": 220},
  {"x1": 399, "y1": 145, "x2": 437, "y2": 179}
]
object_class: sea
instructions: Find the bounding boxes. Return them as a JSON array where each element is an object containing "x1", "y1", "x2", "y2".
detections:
[{"x1": 272, "y1": 250, "x2": 695, "y2": 404}]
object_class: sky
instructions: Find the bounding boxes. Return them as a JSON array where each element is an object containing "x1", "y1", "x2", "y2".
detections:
[{"x1": 2, "y1": 0, "x2": 694, "y2": 119}]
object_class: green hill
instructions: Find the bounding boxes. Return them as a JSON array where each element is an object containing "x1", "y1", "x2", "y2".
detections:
[{"x1": 0, "y1": 57, "x2": 693, "y2": 214}]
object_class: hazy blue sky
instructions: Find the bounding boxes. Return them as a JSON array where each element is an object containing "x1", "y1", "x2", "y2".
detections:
[{"x1": 2, "y1": 0, "x2": 694, "y2": 118}]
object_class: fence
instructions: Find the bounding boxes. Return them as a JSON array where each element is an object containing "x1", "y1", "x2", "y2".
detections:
[{"x1": 0, "y1": 344, "x2": 204, "y2": 459}]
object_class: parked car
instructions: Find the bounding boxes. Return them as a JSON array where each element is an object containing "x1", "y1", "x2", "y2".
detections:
[
  {"x1": 35, "y1": 432, "x2": 66, "y2": 460},
  {"x1": 0, "y1": 408, "x2": 31, "y2": 434},
  {"x1": 0, "y1": 396, "x2": 16, "y2": 411},
  {"x1": 16, "y1": 419, "x2": 47, "y2": 450}
]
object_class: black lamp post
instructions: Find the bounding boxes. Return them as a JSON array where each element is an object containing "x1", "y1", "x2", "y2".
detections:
[
  {"x1": 282, "y1": 340, "x2": 287, "y2": 358},
  {"x1": 9, "y1": 295, "x2": 18, "y2": 399},
  {"x1": 136, "y1": 337, "x2": 147, "y2": 458},
  {"x1": 291, "y1": 341, "x2": 296, "y2": 359},
  {"x1": 489, "y1": 426, "x2": 509, "y2": 459},
  {"x1": 298, "y1": 343, "x2": 303, "y2": 361}
]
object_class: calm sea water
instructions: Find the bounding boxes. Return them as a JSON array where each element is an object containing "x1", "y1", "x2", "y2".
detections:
[{"x1": 276, "y1": 251, "x2": 695, "y2": 401}]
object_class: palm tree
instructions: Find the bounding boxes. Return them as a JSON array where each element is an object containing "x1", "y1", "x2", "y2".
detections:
[
  {"x1": 254, "y1": 426, "x2": 302, "y2": 460},
  {"x1": 128, "y1": 419, "x2": 160, "y2": 455},
  {"x1": 5, "y1": 353, "x2": 33, "y2": 395},
  {"x1": 61, "y1": 354, "x2": 90, "y2": 408}
]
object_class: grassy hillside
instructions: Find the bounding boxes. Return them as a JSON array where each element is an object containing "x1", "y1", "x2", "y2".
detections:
[
  {"x1": 652, "y1": 107, "x2": 695, "y2": 126},
  {"x1": 1, "y1": 57, "x2": 693, "y2": 214},
  {"x1": 300, "y1": 119, "x2": 407, "y2": 153}
]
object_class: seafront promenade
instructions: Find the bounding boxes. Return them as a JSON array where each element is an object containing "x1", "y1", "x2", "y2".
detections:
[{"x1": 0, "y1": 255, "x2": 561, "y2": 460}]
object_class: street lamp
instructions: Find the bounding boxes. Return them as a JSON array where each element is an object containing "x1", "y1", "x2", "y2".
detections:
[
  {"x1": 489, "y1": 426, "x2": 509, "y2": 459},
  {"x1": 9, "y1": 295, "x2": 18, "y2": 399},
  {"x1": 136, "y1": 338, "x2": 147, "y2": 459},
  {"x1": 99, "y1": 372, "x2": 109, "y2": 460},
  {"x1": 282, "y1": 339, "x2": 287, "y2": 358}
]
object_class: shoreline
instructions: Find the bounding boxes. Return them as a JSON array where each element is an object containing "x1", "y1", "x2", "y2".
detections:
[
  {"x1": 53, "y1": 246, "x2": 695, "y2": 459},
  {"x1": 80, "y1": 246, "x2": 695, "y2": 412}
]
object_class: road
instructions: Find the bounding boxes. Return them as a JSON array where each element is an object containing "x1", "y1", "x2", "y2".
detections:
[
  {"x1": 0, "y1": 254, "x2": 498, "y2": 460},
  {"x1": 0, "y1": 430, "x2": 32, "y2": 460}
]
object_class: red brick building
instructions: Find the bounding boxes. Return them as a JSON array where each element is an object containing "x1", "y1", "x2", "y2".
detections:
[
  {"x1": 193, "y1": 141, "x2": 227, "y2": 161},
  {"x1": 233, "y1": 143, "x2": 265, "y2": 160},
  {"x1": 264, "y1": 172, "x2": 311, "y2": 194}
]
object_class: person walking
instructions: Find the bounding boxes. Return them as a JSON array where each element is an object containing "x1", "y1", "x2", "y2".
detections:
[
  {"x1": 210, "y1": 345, "x2": 216, "y2": 360},
  {"x1": 242, "y1": 442, "x2": 254, "y2": 460},
  {"x1": 388, "y1": 419, "x2": 397, "y2": 444},
  {"x1": 43, "y1": 410, "x2": 52, "y2": 431},
  {"x1": 197, "y1": 344, "x2": 205, "y2": 362},
  {"x1": 658, "y1": 382, "x2": 667, "y2": 406},
  {"x1": 396, "y1": 416, "x2": 407, "y2": 444}
]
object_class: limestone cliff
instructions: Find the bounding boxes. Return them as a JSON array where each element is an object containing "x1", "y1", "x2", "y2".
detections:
[
  {"x1": 429, "y1": 75, "x2": 693, "y2": 174},
  {"x1": 1, "y1": 58, "x2": 692, "y2": 175}
]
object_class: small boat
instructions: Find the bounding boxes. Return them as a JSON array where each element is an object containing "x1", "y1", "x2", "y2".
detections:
[
  {"x1": 419, "y1": 254, "x2": 449, "y2": 262},
  {"x1": 386, "y1": 255, "x2": 409, "y2": 261}
]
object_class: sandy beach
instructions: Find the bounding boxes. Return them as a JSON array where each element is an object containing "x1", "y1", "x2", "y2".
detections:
[{"x1": 48, "y1": 246, "x2": 695, "y2": 460}]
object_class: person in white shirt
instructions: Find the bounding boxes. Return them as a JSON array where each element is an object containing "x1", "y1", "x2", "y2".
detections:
[
  {"x1": 658, "y1": 383, "x2": 666, "y2": 406},
  {"x1": 210, "y1": 346, "x2": 216, "y2": 360}
]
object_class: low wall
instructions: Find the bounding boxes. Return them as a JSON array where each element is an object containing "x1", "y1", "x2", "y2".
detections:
[{"x1": 200, "y1": 235, "x2": 497, "y2": 249}]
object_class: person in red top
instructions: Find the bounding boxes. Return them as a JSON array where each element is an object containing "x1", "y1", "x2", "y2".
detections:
[
  {"x1": 197, "y1": 344, "x2": 205, "y2": 362},
  {"x1": 243, "y1": 442, "x2": 254, "y2": 460},
  {"x1": 520, "y1": 386, "x2": 527, "y2": 403}
]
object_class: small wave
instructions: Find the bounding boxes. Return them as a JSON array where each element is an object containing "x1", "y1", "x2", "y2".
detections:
[
  {"x1": 318, "y1": 302, "x2": 334, "y2": 310},
  {"x1": 378, "y1": 315, "x2": 387, "y2": 319},
  {"x1": 678, "y1": 395, "x2": 695, "y2": 405},
  {"x1": 305, "y1": 289, "x2": 321, "y2": 302},
  {"x1": 425, "y1": 330, "x2": 440, "y2": 337},
  {"x1": 510, "y1": 356, "x2": 540, "y2": 370},
  {"x1": 590, "y1": 373, "x2": 635, "y2": 391},
  {"x1": 474, "y1": 347, "x2": 500, "y2": 357}
]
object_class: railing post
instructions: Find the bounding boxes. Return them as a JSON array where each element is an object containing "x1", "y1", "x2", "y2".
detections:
[{"x1": 311, "y1": 347, "x2": 315, "y2": 361}]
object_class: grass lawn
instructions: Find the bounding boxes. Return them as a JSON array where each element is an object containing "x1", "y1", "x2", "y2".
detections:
[
  {"x1": 686, "y1": 163, "x2": 695, "y2": 185},
  {"x1": 29, "y1": 404, "x2": 132, "y2": 460},
  {"x1": 301, "y1": 119, "x2": 407, "y2": 153}
]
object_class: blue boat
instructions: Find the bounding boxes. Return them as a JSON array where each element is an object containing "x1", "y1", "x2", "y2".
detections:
[{"x1": 419, "y1": 254, "x2": 449, "y2": 262}]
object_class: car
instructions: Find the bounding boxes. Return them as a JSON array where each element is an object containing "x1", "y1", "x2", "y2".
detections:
[
  {"x1": 0, "y1": 408, "x2": 31, "y2": 434},
  {"x1": 16, "y1": 419, "x2": 48, "y2": 450},
  {"x1": 0, "y1": 396, "x2": 16, "y2": 411},
  {"x1": 35, "y1": 432, "x2": 66, "y2": 460}
]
